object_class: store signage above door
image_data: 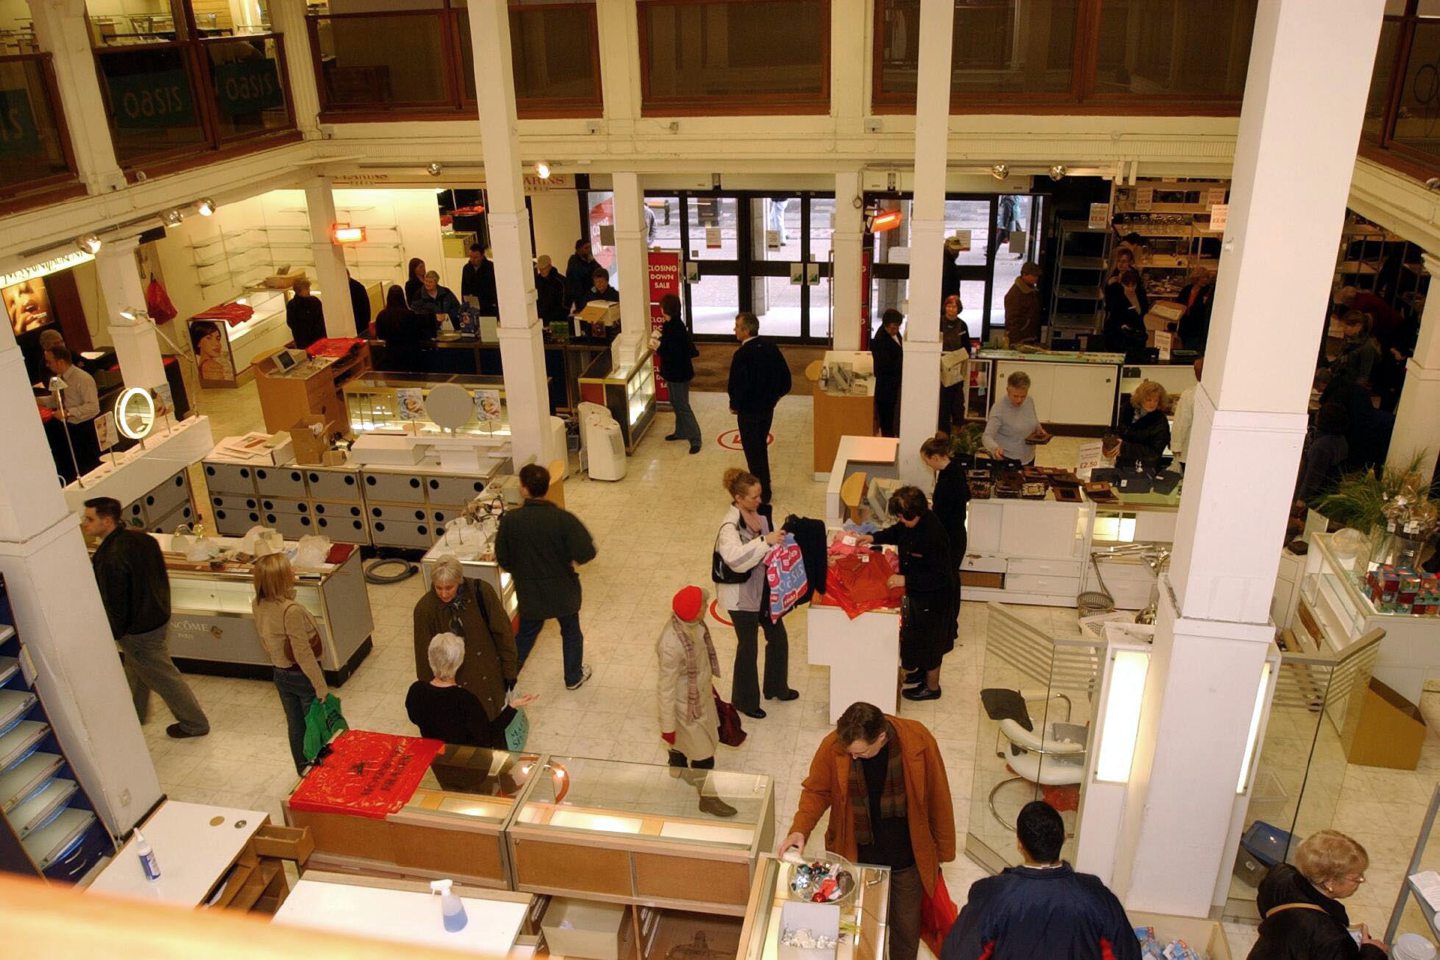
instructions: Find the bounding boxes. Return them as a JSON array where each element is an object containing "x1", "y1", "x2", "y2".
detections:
[
  {"x1": 331, "y1": 172, "x2": 574, "y2": 194},
  {"x1": 0, "y1": 250, "x2": 94, "y2": 288}
]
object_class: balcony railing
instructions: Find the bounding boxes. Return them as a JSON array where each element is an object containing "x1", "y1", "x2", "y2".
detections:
[
  {"x1": 0, "y1": 53, "x2": 82, "y2": 212},
  {"x1": 1363, "y1": 8, "x2": 1440, "y2": 180}
]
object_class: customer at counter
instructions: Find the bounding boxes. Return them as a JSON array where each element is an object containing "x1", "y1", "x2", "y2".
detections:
[
  {"x1": 982, "y1": 370, "x2": 1048, "y2": 465},
  {"x1": 565, "y1": 238, "x2": 596, "y2": 312},
  {"x1": 412, "y1": 270, "x2": 462, "y2": 322},
  {"x1": 1329, "y1": 309, "x2": 1382, "y2": 390},
  {"x1": 347, "y1": 270, "x2": 371, "y2": 336},
  {"x1": 407, "y1": 633, "x2": 537, "y2": 750},
  {"x1": 1248, "y1": 830, "x2": 1388, "y2": 959},
  {"x1": 404, "y1": 257, "x2": 426, "y2": 306},
  {"x1": 36, "y1": 344, "x2": 101, "y2": 479},
  {"x1": 1003, "y1": 261, "x2": 1043, "y2": 346},
  {"x1": 413, "y1": 555, "x2": 518, "y2": 722},
  {"x1": 585, "y1": 267, "x2": 620, "y2": 306},
  {"x1": 534, "y1": 255, "x2": 568, "y2": 326},
  {"x1": 285, "y1": 278, "x2": 326, "y2": 350},
  {"x1": 921, "y1": 434, "x2": 969, "y2": 564},
  {"x1": 1103, "y1": 268, "x2": 1149, "y2": 362},
  {"x1": 252, "y1": 553, "x2": 330, "y2": 775},
  {"x1": 1176, "y1": 267, "x2": 1216, "y2": 354},
  {"x1": 1113, "y1": 380, "x2": 1171, "y2": 473},
  {"x1": 1296, "y1": 403, "x2": 1350, "y2": 506},
  {"x1": 461, "y1": 244, "x2": 498, "y2": 317},
  {"x1": 375, "y1": 286, "x2": 437, "y2": 372}
]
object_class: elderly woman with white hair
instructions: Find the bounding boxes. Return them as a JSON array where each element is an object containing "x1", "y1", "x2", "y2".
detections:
[
  {"x1": 406, "y1": 633, "x2": 537, "y2": 747},
  {"x1": 1248, "y1": 829, "x2": 1388, "y2": 959},
  {"x1": 413, "y1": 555, "x2": 518, "y2": 726}
]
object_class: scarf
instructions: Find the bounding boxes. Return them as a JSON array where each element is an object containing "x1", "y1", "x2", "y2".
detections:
[
  {"x1": 739, "y1": 507, "x2": 764, "y2": 537},
  {"x1": 443, "y1": 581, "x2": 473, "y2": 637},
  {"x1": 847, "y1": 721, "x2": 906, "y2": 847},
  {"x1": 672, "y1": 613, "x2": 721, "y2": 722}
]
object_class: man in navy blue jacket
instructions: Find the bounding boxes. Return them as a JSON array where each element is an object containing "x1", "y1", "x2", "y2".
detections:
[{"x1": 943, "y1": 801, "x2": 1139, "y2": 960}]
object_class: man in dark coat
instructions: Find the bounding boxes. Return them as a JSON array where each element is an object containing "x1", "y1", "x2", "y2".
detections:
[
  {"x1": 727, "y1": 311, "x2": 792, "y2": 503},
  {"x1": 348, "y1": 271, "x2": 371, "y2": 336},
  {"x1": 286, "y1": 278, "x2": 327, "y2": 349},
  {"x1": 565, "y1": 238, "x2": 596, "y2": 313},
  {"x1": 534, "y1": 255, "x2": 568, "y2": 326},
  {"x1": 1003, "y1": 261, "x2": 1043, "y2": 346},
  {"x1": 943, "y1": 801, "x2": 1138, "y2": 960},
  {"x1": 461, "y1": 244, "x2": 499, "y2": 317},
  {"x1": 871, "y1": 309, "x2": 904, "y2": 438},
  {"x1": 82, "y1": 497, "x2": 209, "y2": 739},
  {"x1": 494, "y1": 464, "x2": 598, "y2": 690}
]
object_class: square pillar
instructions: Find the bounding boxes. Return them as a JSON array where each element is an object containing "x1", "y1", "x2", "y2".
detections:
[
  {"x1": 303, "y1": 176, "x2": 354, "y2": 341},
  {"x1": 832, "y1": 170, "x2": 864, "y2": 352},
  {"x1": 27, "y1": 0, "x2": 124, "y2": 193},
  {"x1": 612, "y1": 171, "x2": 650, "y2": 355},
  {"x1": 95, "y1": 239, "x2": 167, "y2": 390}
]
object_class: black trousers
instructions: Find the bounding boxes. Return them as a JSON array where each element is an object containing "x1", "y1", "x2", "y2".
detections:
[
  {"x1": 875, "y1": 382, "x2": 899, "y2": 438},
  {"x1": 668, "y1": 750, "x2": 715, "y2": 769},
  {"x1": 729, "y1": 609, "x2": 789, "y2": 712},
  {"x1": 736, "y1": 411, "x2": 774, "y2": 502}
]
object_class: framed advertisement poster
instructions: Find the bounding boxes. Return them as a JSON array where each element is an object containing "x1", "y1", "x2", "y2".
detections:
[
  {"x1": 188, "y1": 318, "x2": 238, "y2": 387},
  {"x1": 4, "y1": 278, "x2": 51, "y2": 335}
]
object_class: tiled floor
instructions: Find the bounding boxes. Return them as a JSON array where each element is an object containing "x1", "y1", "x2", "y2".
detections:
[{"x1": 146, "y1": 370, "x2": 1440, "y2": 956}]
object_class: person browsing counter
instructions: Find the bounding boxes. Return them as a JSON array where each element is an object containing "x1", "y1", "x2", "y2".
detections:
[
  {"x1": 406, "y1": 633, "x2": 537, "y2": 749},
  {"x1": 251, "y1": 553, "x2": 329, "y2": 774},
  {"x1": 412, "y1": 555, "x2": 518, "y2": 722},
  {"x1": 983, "y1": 370, "x2": 1048, "y2": 465},
  {"x1": 1247, "y1": 830, "x2": 1387, "y2": 959},
  {"x1": 404, "y1": 257, "x2": 427, "y2": 307},
  {"x1": 412, "y1": 270, "x2": 463, "y2": 322},
  {"x1": 460, "y1": 243, "x2": 498, "y2": 317},
  {"x1": 871, "y1": 309, "x2": 904, "y2": 438},
  {"x1": 534, "y1": 255, "x2": 568, "y2": 326},
  {"x1": 1003, "y1": 261, "x2": 1043, "y2": 346},
  {"x1": 285, "y1": 278, "x2": 326, "y2": 350},
  {"x1": 1113, "y1": 380, "x2": 1170, "y2": 473},
  {"x1": 375, "y1": 285, "x2": 437, "y2": 373},
  {"x1": 37, "y1": 344, "x2": 101, "y2": 478}
]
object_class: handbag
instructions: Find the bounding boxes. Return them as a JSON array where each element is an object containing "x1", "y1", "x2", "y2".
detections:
[
  {"x1": 711, "y1": 523, "x2": 751, "y2": 585},
  {"x1": 712, "y1": 687, "x2": 746, "y2": 747},
  {"x1": 919, "y1": 872, "x2": 959, "y2": 956},
  {"x1": 302, "y1": 693, "x2": 349, "y2": 762}
]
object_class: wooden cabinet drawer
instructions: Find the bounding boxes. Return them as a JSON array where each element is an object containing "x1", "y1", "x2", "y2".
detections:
[
  {"x1": 511, "y1": 838, "x2": 631, "y2": 897},
  {"x1": 1004, "y1": 574, "x2": 1081, "y2": 597},
  {"x1": 1008, "y1": 558, "x2": 1082, "y2": 578}
]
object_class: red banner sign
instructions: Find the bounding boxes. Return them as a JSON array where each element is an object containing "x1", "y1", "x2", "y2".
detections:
[{"x1": 648, "y1": 251, "x2": 681, "y2": 403}]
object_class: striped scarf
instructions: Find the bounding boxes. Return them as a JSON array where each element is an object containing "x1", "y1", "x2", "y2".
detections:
[
  {"x1": 848, "y1": 722, "x2": 906, "y2": 847},
  {"x1": 672, "y1": 613, "x2": 721, "y2": 722}
]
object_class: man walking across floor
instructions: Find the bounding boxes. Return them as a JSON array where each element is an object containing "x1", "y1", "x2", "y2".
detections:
[
  {"x1": 82, "y1": 497, "x2": 209, "y2": 739},
  {"x1": 727, "y1": 311, "x2": 791, "y2": 503},
  {"x1": 779, "y1": 702, "x2": 955, "y2": 960},
  {"x1": 494, "y1": 464, "x2": 598, "y2": 690},
  {"x1": 942, "y1": 800, "x2": 1139, "y2": 960}
]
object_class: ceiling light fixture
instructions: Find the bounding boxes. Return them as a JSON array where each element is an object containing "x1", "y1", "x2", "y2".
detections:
[
  {"x1": 990, "y1": 163, "x2": 1010, "y2": 181},
  {"x1": 1049, "y1": 164, "x2": 1068, "y2": 181},
  {"x1": 331, "y1": 223, "x2": 366, "y2": 244},
  {"x1": 535, "y1": 160, "x2": 552, "y2": 180},
  {"x1": 162, "y1": 209, "x2": 184, "y2": 227},
  {"x1": 427, "y1": 162, "x2": 443, "y2": 177},
  {"x1": 76, "y1": 234, "x2": 102, "y2": 255},
  {"x1": 197, "y1": 198, "x2": 216, "y2": 216}
]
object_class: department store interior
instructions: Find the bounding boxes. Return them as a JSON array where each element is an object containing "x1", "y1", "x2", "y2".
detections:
[{"x1": 3, "y1": 0, "x2": 1440, "y2": 957}]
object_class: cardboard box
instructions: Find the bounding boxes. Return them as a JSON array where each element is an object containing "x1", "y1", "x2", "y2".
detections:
[
  {"x1": 1129, "y1": 910, "x2": 1233, "y2": 960},
  {"x1": 541, "y1": 898, "x2": 630, "y2": 960},
  {"x1": 263, "y1": 271, "x2": 308, "y2": 290},
  {"x1": 1341, "y1": 676, "x2": 1426, "y2": 769},
  {"x1": 288, "y1": 415, "x2": 330, "y2": 466},
  {"x1": 1144, "y1": 301, "x2": 1185, "y2": 346},
  {"x1": 778, "y1": 901, "x2": 841, "y2": 960}
]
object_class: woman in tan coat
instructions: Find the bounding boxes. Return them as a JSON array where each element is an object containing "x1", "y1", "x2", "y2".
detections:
[
  {"x1": 657, "y1": 586, "x2": 736, "y2": 818},
  {"x1": 252, "y1": 553, "x2": 330, "y2": 775}
]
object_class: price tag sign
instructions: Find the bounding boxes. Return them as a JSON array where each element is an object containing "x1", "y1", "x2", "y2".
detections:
[
  {"x1": 0, "y1": 88, "x2": 38, "y2": 154},
  {"x1": 705, "y1": 226, "x2": 722, "y2": 249},
  {"x1": 953, "y1": 229, "x2": 972, "y2": 252},
  {"x1": 1155, "y1": 330, "x2": 1173, "y2": 362},
  {"x1": 1088, "y1": 203, "x2": 1111, "y2": 230},
  {"x1": 1208, "y1": 204, "x2": 1229, "y2": 233},
  {"x1": 1135, "y1": 187, "x2": 1154, "y2": 211},
  {"x1": 107, "y1": 69, "x2": 196, "y2": 130},
  {"x1": 213, "y1": 59, "x2": 284, "y2": 117},
  {"x1": 1207, "y1": 187, "x2": 1228, "y2": 205},
  {"x1": 1077, "y1": 440, "x2": 1104, "y2": 481}
]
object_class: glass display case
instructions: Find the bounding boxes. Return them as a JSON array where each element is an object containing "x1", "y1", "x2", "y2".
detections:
[
  {"x1": 343, "y1": 372, "x2": 511, "y2": 439},
  {"x1": 508, "y1": 755, "x2": 774, "y2": 915},
  {"x1": 156, "y1": 534, "x2": 374, "y2": 685},
  {"x1": 737, "y1": 855, "x2": 891, "y2": 960},
  {"x1": 967, "y1": 603, "x2": 1104, "y2": 874},
  {"x1": 577, "y1": 350, "x2": 657, "y2": 453}
]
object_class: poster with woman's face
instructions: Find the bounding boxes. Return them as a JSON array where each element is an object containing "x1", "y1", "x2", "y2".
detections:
[{"x1": 4, "y1": 279, "x2": 51, "y2": 335}]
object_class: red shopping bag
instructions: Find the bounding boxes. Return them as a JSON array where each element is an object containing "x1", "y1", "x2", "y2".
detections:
[
  {"x1": 145, "y1": 275, "x2": 177, "y2": 322},
  {"x1": 920, "y1": 872, "x2": 959, "y2": 956}
]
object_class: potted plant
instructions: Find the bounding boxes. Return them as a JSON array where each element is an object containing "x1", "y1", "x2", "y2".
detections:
[{"x1": 1316, "y1": 452, "x2": 1436, "y2": 568}]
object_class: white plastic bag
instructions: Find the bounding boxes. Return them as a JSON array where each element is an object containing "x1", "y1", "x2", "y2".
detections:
[
  {"x1": 294, "y1": 534, "x2": 333, "y2": 569},
  {"x1": 238, "y1": 525, "x2": 282, "y2": 557}
]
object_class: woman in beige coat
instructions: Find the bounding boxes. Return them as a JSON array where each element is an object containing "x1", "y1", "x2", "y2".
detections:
[{"x1": 657, "y1": 585, "x2": 735, "y2": 818}]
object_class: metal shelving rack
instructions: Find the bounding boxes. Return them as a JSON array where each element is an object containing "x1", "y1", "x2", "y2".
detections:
[{"x1": 1047, "y1": 219, "x2": 1109, "y2": 348}]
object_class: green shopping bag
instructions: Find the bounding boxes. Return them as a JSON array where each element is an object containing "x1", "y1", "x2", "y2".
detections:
[
  {"x1": 302, "y1": 693, "x2": 349, "y2": 762},
  {"x1": 504, "y1": 707, "x2": 528, "y2": 752}
]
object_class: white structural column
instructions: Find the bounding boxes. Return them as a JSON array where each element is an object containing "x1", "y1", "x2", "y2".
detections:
[
  {"x1": 302, "y1": 176, "x2": 354, "y2": 340},
  {"x1": 0, "y1": 324, "x2": 162, "y2": 837},
  {"x1": 27, "y1": 0, "x2": 125, "y2": 193},
  {"x1": 612, "y1": 172, "x2": 650, "y2": 353},
  {"x1": 270, "y1": 0, "x2": 322, "y2": 137},
  {"x1": 468, "y1": 0, "x2": 550, "y2": 469},
  {"x1": 1108, "y1": 0, "x2": 1384, "y2": 916},
  {"x1": 95, "y1": 238, "x2": 167, "y2": 390},
  {"x1": 595, "y1": 0, "x2": 640, "y2": 126},
  {"x1": 831, "y1": 169, "x2": 864, "y2": 351},
  {"x1": 895, "y1": 0, "x2": 954, "y2": 485},
  {"x1": 1387, "y1": 251, "x2": 1440, "y2": 486}
]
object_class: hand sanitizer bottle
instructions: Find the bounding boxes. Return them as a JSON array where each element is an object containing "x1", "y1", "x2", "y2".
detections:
[
  {"x1": 134, "y1": 830, "x2": 160, "y2": 881},
  {"x1": 430, "y1": 878, "x2": 467, "y2": 932}
]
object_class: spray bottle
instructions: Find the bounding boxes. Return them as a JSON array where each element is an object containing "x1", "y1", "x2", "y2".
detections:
[
  {"x1": 134, "y1": 829, "x2": 161, "y2": 881},
  {"x1": 430, "y1": 878, "x2": 468, "y2": 932}
]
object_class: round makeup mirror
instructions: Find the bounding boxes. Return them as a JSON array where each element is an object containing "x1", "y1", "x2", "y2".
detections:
[
  {"x1": 114, "y1": 387, "x2": 156, "y2": 441},
  {"x1": 424, "y1": 383, "x2": 473, "y2": 433}
]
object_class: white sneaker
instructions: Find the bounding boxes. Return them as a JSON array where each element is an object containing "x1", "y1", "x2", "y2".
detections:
[{"x1": 566, "y1": 664, "x2": 593, "y2": 691}]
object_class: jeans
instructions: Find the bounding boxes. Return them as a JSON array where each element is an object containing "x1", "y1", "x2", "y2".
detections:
[
  {"x1": 273, "y1": 667, "x2": 319, "y2": 774},
  {"x1": 887, "y1": 866, "x2": 923, "y2": 960},
  {"x1": 736, "y1": 412, "x2": 774, "y2": 502},
  {"x1": 667, "y1": 379, "x2": 702, "y2": 448},
  {"x1": 117, "y1": 625, "x2": 209, "y2": 735},
  {"x1": 516, "y1": 612, "x2": 585, "y2": 687},
  {"x1": 728, "y1": 609, "x2": 789, "y2": 713}
]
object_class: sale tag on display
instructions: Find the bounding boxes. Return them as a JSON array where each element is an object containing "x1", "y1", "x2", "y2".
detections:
[
  {"x1": 1155, "y1": 330, "x2": 1173, "y2": 362},
  {"x1": 705, "y1": 226, "x2": 722, "y2": 249},
  {"x1": 953, "y1": 229, "x2": 972, "y2": 252},
  {"x1": 1208, "y1": 204, "x2": 1229, "y2": 233},
  {"x1": 1088, "y1": 203, "x2": 1110, "y2": 230},
  {"x1": 1207, "y1": 187, "x2": 1228, "y2": 205},
  {"x1": 1135, "y1": 187, "x2": 1154, "y2": 211},
  {"x1": 1077, "y1": 440, "x2": 1104, "y2": 480}
]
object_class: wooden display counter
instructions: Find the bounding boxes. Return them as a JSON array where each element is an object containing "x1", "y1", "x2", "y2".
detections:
[
  {"x1": 811, "y1": 351, "x2": 876, "y2": 478},
  {"x1": 254, "y1": 342, "x2": 372, "y2": 438}
]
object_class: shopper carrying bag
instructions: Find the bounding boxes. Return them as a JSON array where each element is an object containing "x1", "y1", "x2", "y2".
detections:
[{"x1": 251, "y1": 553, "x2": 331, "y2": 774}]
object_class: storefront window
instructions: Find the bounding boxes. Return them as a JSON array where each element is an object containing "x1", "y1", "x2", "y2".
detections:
[
  {"x1": 317, "y1": 13, "x2": 451, "y2": 106},
  {"x1": 95, "y1": 45, "x2": 210, "y2": 164},
  {"x1": 203, "y1": 35, "x2": 292, "y2": 140},
  {"x1": 85, "y1": 0, "x2": 272, "y2": 44},
  {"x1": 0, "y1": 55, "x2": 79, "y2": 207},
  {"x1": 639, "y1": 0, "x2": 829, "y2": 114}
]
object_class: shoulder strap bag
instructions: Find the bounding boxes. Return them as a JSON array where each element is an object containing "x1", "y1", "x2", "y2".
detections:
[
  {"x1": 712, "y1": 522, "x2": 752, "y2": 585},
  {"x1": 1262, "y1": 902, "x2": 1329, "y2": 919},
  {"x1": 282, "y1": 601, "x2": 323, "y2": 663}
]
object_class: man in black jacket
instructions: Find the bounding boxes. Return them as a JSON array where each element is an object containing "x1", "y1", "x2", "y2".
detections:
[
  {"x1": 534, "y1": 255, "x2": 568, "y2": 327},
  {"x1": 565, "y1": 238, "x2": 596, "y2": 313},
  {"x1": 871, "y1": 309, "x2": 904, "y2": 438},
  {"x1": 943, "y1": 801, "x2": 1138, "y2": 960},
  {"x1": 727, "y1": 312, "x2": 791, "y2": 503},
  {"x1": 82, "y1": 497, "x2": 209, "y2": 739},
  {"x1": 461, "y1": 244, "x2": 499, "y2": 317},
  {"x1": 286, "y1": 278, "x2": 327, "y2": 350}
]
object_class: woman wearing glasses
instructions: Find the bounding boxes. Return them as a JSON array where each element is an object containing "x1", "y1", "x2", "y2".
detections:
[{"x1": 1247, "y1": 829, "x2": 1387, "y2": 958}]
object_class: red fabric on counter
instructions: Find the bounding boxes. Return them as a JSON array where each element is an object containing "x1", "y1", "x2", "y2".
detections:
[
  {"x1": 287, "y1": 729, "x2": 445, "y2": 819},
  {"x1": 306, "y1": 337, "x2": 365, "y2": 359},
  {"x1": 814, "y1": 549, "x2": 903, "y2": 619},
  {"x1": 192, "y1": 303, "x2": 255, "y2": 325}
]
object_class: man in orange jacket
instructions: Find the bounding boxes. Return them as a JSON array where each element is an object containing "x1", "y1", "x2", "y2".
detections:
[{"x1": 779, "y1": 702, "x2": 956, "y2": 960}]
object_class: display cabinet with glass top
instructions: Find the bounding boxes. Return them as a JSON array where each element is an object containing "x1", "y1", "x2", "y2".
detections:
[
  {"x1": 508, "y1": 755, "x2": 774, "y2": 915},
  {"x1": 577, "y1": 350, "x2": 657, "y2": 452},
  {"x1": 288, "y1": 745, "x2": 536, "y2": 889},
  {"x1": 343, "y1": 372, "x2": 512, "y2": 438},
  {"x1": 736, "y1": 855, "x2": 891, "y2": 960}
]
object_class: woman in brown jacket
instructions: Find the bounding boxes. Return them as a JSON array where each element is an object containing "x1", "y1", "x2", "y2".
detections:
[
  {"x1": 252, "y1": 554, "x2": 330, "y2": 774},
  {"x1": 412, "y1": 555, "x2": 518, "y2": 725}
]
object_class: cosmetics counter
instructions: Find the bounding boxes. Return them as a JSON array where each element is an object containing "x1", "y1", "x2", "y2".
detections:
[{"x1": 577, "y1": 350, "x2": 657, "y2": 453}]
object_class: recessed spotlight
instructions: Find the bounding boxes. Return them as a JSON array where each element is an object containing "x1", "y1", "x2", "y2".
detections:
[
  {"x1": 990, "y1": 163, "x2": 1010, "y2": 181},
  {"x1": 1049, "y1": 164, "x2": 1068, "y2": 181},
  {"x1": 76, "y1": 234, "x2": 102, "y2": 255},
  {"x1": 162, "y1": 209, "x2": 184, "y2": 227},
  {"x1": 427, "y1": 162, "x2": 443, "y2": 177},
  {"x1": 197, "y1": 197, "x2": 216, "y2": 216},
  {"x1": 535, "y1": 160, "x2": 551, "y2": 180}
]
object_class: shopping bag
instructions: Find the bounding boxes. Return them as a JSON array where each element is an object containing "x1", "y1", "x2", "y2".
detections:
[
  {"x1": 504, "y1": 707, "x2": 529, "y2": 752},
  {"x1": 713, "y1": 687, "x2": 747, "y2": 747},
  {"x1": 920, "y1": 871, "x2": 959, "y2": 956},
  {"x1": 145, "y1": 275, "x2": 177, "y2": 323},
  {"x1": 940, "y1": 350, "x2": 967, "y2": 388},
  {"x1": 302, "y1": 693, "x2": 349, "y2": 763}
]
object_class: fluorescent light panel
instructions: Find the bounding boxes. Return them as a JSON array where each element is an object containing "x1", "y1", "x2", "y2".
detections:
[{"x1": 1095, "y1": 649, "x2": 1150, "y2": 783}]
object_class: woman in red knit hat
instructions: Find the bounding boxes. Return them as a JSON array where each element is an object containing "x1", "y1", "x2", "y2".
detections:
[{"x1": 657, "y1": 585, "x2": 736, "y2": 817}]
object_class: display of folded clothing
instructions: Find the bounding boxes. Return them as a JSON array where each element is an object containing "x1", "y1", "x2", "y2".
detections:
[
  {"x1": 306, "y1": 337, "x2": 365, "y2": 359},
  {"x1": 192, "y1": 302, "x2": 255, "y2": 326}
]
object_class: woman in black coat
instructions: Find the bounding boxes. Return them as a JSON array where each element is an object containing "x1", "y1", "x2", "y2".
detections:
[
  {"x1": 1117, "y1": 380, "x2": 1171, "y2": 473},
  {"x1": 859, "y1": 485, "x2": 955, "y2": 703},
  {"x1": 871, "y1": 308, "x2": 904, "y2": 438},
  {"x1": 920, "y1": 434, "x2": 969, "y2": 562},
  {"x1": 655, "y1": 294, "x2": 702, "y2": 453},
  {"x1": 375, "y1": 285, "x2": 437, "y2": 373},
  {"x1": 1103, "y1": 268, "x2": 1150, "y2": 362},
  {"x1": 1247, "y1": 830, "x2": 1387, "y2": 959}
]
